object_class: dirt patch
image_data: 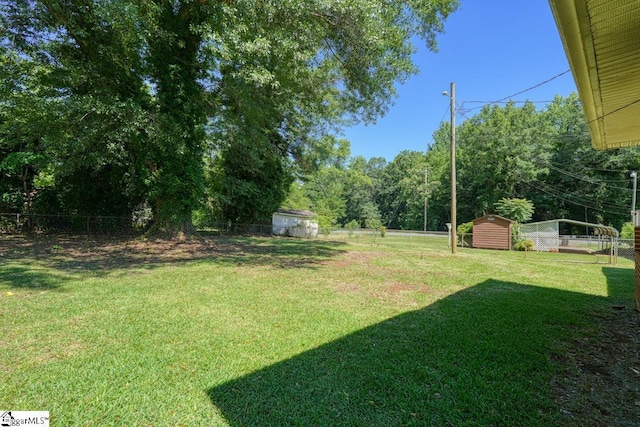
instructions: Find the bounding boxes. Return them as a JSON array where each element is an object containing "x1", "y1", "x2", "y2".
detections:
[
  {"x1": 0, "y1": 233, "x2": 219, "y2": 263},
  {"x1": 334, "y1": 283, "x2": 362, "y2": 294},
  {"x1": 0, "y1": 233, "x2": 345, "y2": 273},
  {"x1": 551, "y1": 306, "x2": 640, "y2": 426},
  {"x1": 322, "y1": 250, "x2": 383, "y2": 268},
  {"x1": 386, "y1": 283, "x2": 431, "y2": 294}
]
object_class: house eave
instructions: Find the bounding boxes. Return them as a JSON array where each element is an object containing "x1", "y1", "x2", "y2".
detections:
[{"x1": 549, "y1": 0, "x2": 640, "y2": 150}]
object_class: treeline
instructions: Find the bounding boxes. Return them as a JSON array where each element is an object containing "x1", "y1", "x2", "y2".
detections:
[
  {"x1": 1, "y1": 3, "x2": 638, "y2": 234},
  {"x1": 284, "y1": 94, "x2": 640, "y2": 233},
  {"x1": 0, "y1": 0, "x2": 460, "y2": 232}
]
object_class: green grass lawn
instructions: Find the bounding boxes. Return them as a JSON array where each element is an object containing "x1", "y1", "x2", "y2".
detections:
[{"x1": 0, "y1": 234, "x2": 637, "y2": 426}]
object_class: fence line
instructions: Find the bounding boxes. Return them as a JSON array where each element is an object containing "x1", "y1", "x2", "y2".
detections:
[
  {"x1": 0, "y1": 212, "x2": 138, "y2": 234},
  {"x1": 0, "y1": 214, "x2": 284, "y2": 235},
  {"x1": 1, "y1": 212, "x2": 632, "y2": 260}
]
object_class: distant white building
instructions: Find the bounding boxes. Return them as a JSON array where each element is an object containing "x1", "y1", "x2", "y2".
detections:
[{"x1": 272, "y1": 209, "x2": 318, "y2": 238}]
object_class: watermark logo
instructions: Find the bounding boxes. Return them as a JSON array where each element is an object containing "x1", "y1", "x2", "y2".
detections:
[{"x1": 0, "y1": 411, "x2": 49, "y2": 427}]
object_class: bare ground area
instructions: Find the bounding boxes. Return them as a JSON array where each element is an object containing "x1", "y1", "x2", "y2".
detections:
[
  {"x1": 1, "y1": 233, "x2": 639, "y2": 425},
  {"x1": 551, "y1": 305, "x2": 640, "y2": 426},
  {"x1": 0, "y1": 232, "x2": 343, "y2": 272}
]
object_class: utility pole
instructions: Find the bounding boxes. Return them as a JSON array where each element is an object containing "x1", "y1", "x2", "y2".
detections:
[
  {"x1": 443, "y1": 82, "x2": 456, "y2": 254},
  {"x1": 424, "y1": 166, "x2": 428, "y2": 232}
]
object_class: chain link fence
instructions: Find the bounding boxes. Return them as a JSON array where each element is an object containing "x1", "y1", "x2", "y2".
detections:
[
  {"x1": 0, "y1": 213, "x2": 276, "y2": 235},
  {"x1": 2, "y1": 213, "x2": 631, "y2": 262},
  {"x1": 0, "y1": 213, "x2": 138, "y2": 234}
]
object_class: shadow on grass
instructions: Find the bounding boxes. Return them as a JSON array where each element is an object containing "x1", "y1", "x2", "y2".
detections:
[
  {"x1": 602, "y1": 266, "x2": 635, "y2": 302},
  {"x1": 208, "y1": 279, "x2": 611, "y2": 426},
  {"x1": 0, "y1": 264, "x2": 70, "y2": 290},
  {"x1": 0, "y1": 234, "x2": 347, "y2": 278}
]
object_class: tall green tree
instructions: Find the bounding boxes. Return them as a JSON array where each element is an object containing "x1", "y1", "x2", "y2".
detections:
[
  {"x1": 539, "y1": 94, "x2": 640, "y2": 230},
  {"x1": 340, "y1": 156, "x2": 378, "y2": 227},
  {"x1": 2, "y1": 0, "x2": 459, "y2": 231},
  {"x1": 213, "y1": 130, "x2": 294, "y2": 224},
  {"x1": 425, "y1": 123, "x2": 453, "y2": 231},
  {"x1": 494, "y1": 198, "x2": 534, "y2": 223},
  {"x1": 454, "y1": 101, "x2": 551, "y2": 222},
  {"x1": 303, "y1": 166, "x2": 347, "y2": 231},
  {"x1": 0, "y1": 49, "x2": 48, "y2": 215},
  {"x1": 425, "y1": 94, "x2": 640, "y2": 231},
  {"x1": 376, "y1": 150, "x2": 427, "y2": 229}
]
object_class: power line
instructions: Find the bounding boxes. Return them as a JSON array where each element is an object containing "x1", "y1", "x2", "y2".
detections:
[
  {"x1": 586, "y1": 98, "x2": 640, "y2": 124},
  {"x1": 460, "y1": 100, "x2": 557, "y2": 114},
  {"x1": 493, "y1": 70, "x2": 572, "y2": 103},
  {"x1": 524, "y1": 181, "x2": 629, "y2": 216},
  {"x1": 463, "y1": 100, "x2": 556, "y2": 104},
  {"x1": 533, "y1": 159, "x2": 633, "y2": 191},
  {"x1": 437, "y1": 103, "x2": 450, "y2": 124},
  {"x1": 451, "y1": 143, "x2": 633, "y2": 215},
  {"x1": 452, "y1": 70, "x2": 572, "y2": 116}
]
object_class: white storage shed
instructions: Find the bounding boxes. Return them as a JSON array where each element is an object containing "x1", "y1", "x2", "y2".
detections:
[{"x1": 272, "y1": 209, "x2": 318, "y2": 238}]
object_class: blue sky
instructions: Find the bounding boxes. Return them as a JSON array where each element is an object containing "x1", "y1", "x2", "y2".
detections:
[{"x1": 343, "y1": 0, "x2": 578, "y2": 161}]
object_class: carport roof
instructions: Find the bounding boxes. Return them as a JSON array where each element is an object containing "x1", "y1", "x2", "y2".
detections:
[
  {"x1": 549, "y1": 0, "x2": 640, "y2": 150},
  {"x1": 524, "y1": 219, "x2": 619, "y2": 237}
]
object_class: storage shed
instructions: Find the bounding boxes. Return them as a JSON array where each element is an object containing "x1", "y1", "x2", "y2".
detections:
[
  {"x1": 272, "y1": 209, "x2": 318, "y2": 238},
  {"x1": 472, "y1": 215, "x2": 513, "y2": 250}
]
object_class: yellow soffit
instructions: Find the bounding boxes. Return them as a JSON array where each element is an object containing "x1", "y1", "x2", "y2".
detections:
[{"x1": 549, "y1": 0, "x2": 640, "y2": 150}]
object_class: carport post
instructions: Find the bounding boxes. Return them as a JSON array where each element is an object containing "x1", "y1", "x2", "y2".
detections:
[
  {"x1": 609, "y1": 235, "x2": 615, "y2": 265},
  {"x1": 635, "y1": 227, "x2": 640, "y2": 322}
]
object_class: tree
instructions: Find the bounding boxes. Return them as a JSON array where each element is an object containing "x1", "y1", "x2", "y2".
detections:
[
  {"x1": 376, "y1": 150, "x2": 426, "y2": 229},
  {"x1": 340, "y1": 156, "x2": 377, "y2": 227},
  {"x1": 493, "y1": 198, "x2": 534, "y2": 223},
  {"x1": 213, "y1": 131, "x2": 294, "y2": 224},
  {"x1": 539, "y1": 94, "x2": 640, "y2": 230},
  {"x1": 424, "y1": 93, "x2": 640, "y2": 231},
  {"x1": 0, "y1": 42, "x2": 48, "y2": 216},
  {"x1": 2, "y1": 0, "x2": 459, "y2": 232},
  {"x1": 455, "y1": 101, "x2": 550, "y2": 222},
  {"x1": 303, "y1": 167, "x2": 347, "y2": 232},
  {"x1": 362, "y1": 202, "x2": 382, "y2": 230},
  {"x1": 425, "y1": 123, "x2": 453, "y2": 231}
]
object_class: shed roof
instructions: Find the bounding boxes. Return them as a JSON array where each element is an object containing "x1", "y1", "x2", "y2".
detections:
[
  {"x1": 549, "y1": 0, "x2": 640, "y2": 150},
  {"x1": 274, "y1": 209, "x2": 318, "y2": 218},
  {"x1": 472, "y1": 214, "x2": 514, "y2": 224}
]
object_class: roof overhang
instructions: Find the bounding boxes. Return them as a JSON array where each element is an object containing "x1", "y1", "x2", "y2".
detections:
[{"x1": 549, "y1": 0, "x2": 640, "y2": 150}]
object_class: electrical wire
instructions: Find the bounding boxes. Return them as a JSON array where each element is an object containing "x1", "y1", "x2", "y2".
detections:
[
  {"x1": 427, "y1": 69, "x2": 640, "y2": 220},
  {"x1": 452, "y1": 140, "x2": 634, "y2": 216},
  {"x1": 452, "y1": 69, "x2": 572, "y2": 117},
  {"x1": 533, "y1": 159, "x2": 634, "y2": 191},
  {"x1": 524, "y1": 181, "x2": 630, "y2": 216},
  {"x1": 492, "y1": 70, "x2": 572, "y2": 103},
  {"x1": 437, "y1": 103, "x2": 450, "y2": 125},
  {"x1": 459, "y1": 100, "x2": 557, "y2": 115},
  {"x1": 587, "y1": 98, "x2": 640, "y2": 124}
]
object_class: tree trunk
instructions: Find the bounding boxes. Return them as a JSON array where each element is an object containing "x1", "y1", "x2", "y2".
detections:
[{"x1": 144, "y1": 1, "x2": 207, "y2": 237}]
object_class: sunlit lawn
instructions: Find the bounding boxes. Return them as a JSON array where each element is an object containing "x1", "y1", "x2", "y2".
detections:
[{"x1": 0, "y1": 234, "x2": 634, "y2": 426}]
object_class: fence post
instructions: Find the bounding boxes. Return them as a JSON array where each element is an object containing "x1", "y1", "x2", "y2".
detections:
[{"x1": 635, "y1": 227, "x2": 640, "y2": 322}]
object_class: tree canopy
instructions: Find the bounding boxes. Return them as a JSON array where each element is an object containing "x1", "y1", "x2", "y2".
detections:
[
  {"x1": 287, "y1": 94, "x2": 640, "y2": 233},
  {"x1": 1, "y1": 0, "x2": 459, "y2": 232},
  {"x1": 4, "y1": 3, "x2": 637, "y2": 236}
]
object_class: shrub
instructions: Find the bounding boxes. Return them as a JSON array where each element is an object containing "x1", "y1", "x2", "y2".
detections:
[
  {"x1": 345, "y1": 220, "x2": 360, "y2": 237},
  {"x1": 457, "y1": 221, "x2": 473, "y2": 235},
  {"x1": 379, "y1": 226, "x2": 386, "y2": 237},
  {"x1": 621, "y1": 222, "x2": 634, "y2": 240},
  {"x1": 514, "y1": 239, "x2": 534, "y2": 251}
]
